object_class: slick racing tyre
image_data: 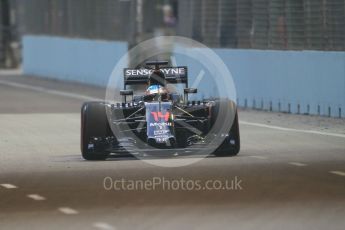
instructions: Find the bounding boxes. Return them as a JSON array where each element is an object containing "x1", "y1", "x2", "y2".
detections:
[
  {"x1": 210, "y1": 99, "x2": 240, "y2": 157},
  {"x1": 81, "y1": 102, "x2": 111, "y2": 160}
]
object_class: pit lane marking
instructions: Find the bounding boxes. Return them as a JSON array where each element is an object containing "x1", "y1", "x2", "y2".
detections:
[
  {"x1": 329, "y1": 171, "x2": 345, "y2": 177},
  {"x1": 248, "y1": 156, "x2": 267, "y2": 160},
  {"x1": 0, "y1": 183, "x2": 18, "y2": 189},
  {"x1": 288, "y1": 162, "x2": 307, "y2": 167},
  {"x1": 0, "y1": 79, "x2": 101, "y2": 101},
  {"x1": 27, "y1": 194, "x2": 46, "y2": 201},
  {"x1": 240, "y1": 121, "x2": 345, "y2": 139},
  {"x1": 93, "y1": 222, "x2": 116, "y2": 230},
  {"x1": 58, "y1": 207, "x2": 79, "y2": 215}
]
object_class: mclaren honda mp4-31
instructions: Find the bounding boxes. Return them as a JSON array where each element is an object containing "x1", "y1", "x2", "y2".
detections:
[{"x1": 81, "y1": 61, "x2": 240, "y2": 160}]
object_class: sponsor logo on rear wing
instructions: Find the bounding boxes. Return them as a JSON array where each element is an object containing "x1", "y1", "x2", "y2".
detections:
[{"x1": 124, "y1": 67, "x2": 188, "y2": 85}]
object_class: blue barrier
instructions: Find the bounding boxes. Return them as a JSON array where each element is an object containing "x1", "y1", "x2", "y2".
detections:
[
  {"x1": 23, "y1": 35, "x2": 128, "y2": 87},
  {"x1": 23, "y1": 35, "x2": 345, "y2": 117},
  {"x1": 216, "y1": 49, "x2": 345, "y2": 118}
]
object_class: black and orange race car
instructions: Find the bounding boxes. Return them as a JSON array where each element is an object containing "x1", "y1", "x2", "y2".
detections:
[{"x1": 81, "y1": 61, "x2": 240, "y2": 160}]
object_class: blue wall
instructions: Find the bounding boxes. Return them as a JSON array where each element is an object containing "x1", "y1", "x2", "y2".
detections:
[
  {"x1": 23, "y1": 35, "x2": 128, "y2": 87},
  {"x1": 215, "y1": 49, "x2": 345, "y2": 118},
  {"x1": 23, "y1": 35, "x2": 345, "y2": 117}
]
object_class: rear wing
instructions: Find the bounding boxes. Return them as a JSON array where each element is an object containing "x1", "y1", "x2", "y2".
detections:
[{"x1": 124, "y1": 66, "x2": 188, "y2": 86}]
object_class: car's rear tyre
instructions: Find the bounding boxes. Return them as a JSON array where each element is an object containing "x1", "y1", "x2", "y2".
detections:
[
  {"x1": 210, "y1": 100, "x2": 240, "y2": 157},
  {"x1": 81, "y1": 102, "x2": 111, "y2": 160}
]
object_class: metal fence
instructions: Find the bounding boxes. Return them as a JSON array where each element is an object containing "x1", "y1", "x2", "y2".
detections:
[
  {"x1": 9, "y1": 0, "x2": 345, "y2": 51},
  {"x1": 13, "y1": 0, "x2": 133, "y2": 41},
  {"x1": 178, "y1": 0, "x2": 345, "y2": 51}
]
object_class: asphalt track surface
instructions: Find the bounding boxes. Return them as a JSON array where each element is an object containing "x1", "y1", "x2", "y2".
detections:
[{"x1": 0, "y1": 71, "x2": 344, "y2": 230}]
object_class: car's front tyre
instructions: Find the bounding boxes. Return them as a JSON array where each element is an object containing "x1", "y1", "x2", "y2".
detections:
[
  {"x1": 213, "y1": 110, "x2": 240, "y2": 157},
  {"x1": 210, "y1": 99, "x2": 240, "y2": 157},
  {"x1": 81, "y1": 102, "x2": 111, "y2": 160}
]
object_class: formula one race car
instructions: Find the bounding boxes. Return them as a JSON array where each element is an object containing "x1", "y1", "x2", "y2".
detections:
[{"x1": 81, "y1": 61, "x2": 240, "y2": 160}]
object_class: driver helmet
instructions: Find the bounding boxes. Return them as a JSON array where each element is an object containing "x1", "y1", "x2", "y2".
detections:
[
  {"x1": 146, "y1": 70, "x2": 169, "y2": 99},
  {"x1": 146, "y1": 84, "x2": 166, "y2": 94},
  {"x1": 146, "y1": 70, "x2": 168, "y2": 94}
]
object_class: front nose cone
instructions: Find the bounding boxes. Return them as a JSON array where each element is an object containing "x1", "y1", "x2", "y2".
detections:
[{"x1": 147, "y1": 137, "x2": 176, "y2": 148}]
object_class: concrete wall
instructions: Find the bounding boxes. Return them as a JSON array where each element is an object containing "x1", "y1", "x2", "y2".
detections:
[
  {"x1": 23, "y1": 35, "x2": 128, "y2": 87},
  {"x1": 23, "y1": 35, "x2": 345, "y2": 117}
]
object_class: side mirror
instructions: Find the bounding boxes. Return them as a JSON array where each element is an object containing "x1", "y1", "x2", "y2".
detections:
[
  {"x1": 120, "y1": 90, "x2": 133, "y2": 103},
  {"x1": 120, "y1": 90, "x2": 133, "y2": 96},
  {"x1": 184, "y1": 88, "x2": 197, "y2": 104},
  {"x1": 184, "y1": 88, "x2": 197, "y2": 94}
]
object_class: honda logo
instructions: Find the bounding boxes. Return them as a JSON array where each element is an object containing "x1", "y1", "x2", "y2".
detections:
[{"x1": 151, "y1": 111, "x2": 170, "y2": 122}]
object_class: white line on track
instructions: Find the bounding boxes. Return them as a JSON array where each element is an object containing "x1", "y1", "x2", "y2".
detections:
[
  {"x1": 93, "y1": 222, "x2": 116, "y2": 230},
  {"x1": 329, "y1": 171, "x2": 345, "y2": 177},
  {"x1": 2, "y1": 78, "x2": 343, "y2": 140},
  {"x1": 0, "y1": 183, "x2": 18, "y2": 189},
  {"x1": 58, "y1": 207, "x2": 79, "y2": 215},
  {"x1": 0, "y1": 79, "x2": 102, "y2": 101},
  {"x1": 27, "y1": 194, "x2": 46, "y2": 201},
  {"x1": 240, "y1": 121, "x2": 345, "y2": 139},
  {"x1": 248, "y1": 156, "x2": 267, "y2": 160},
  {"x1": 288, "y1": 162, "x2": 307, "y2": 167}
]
